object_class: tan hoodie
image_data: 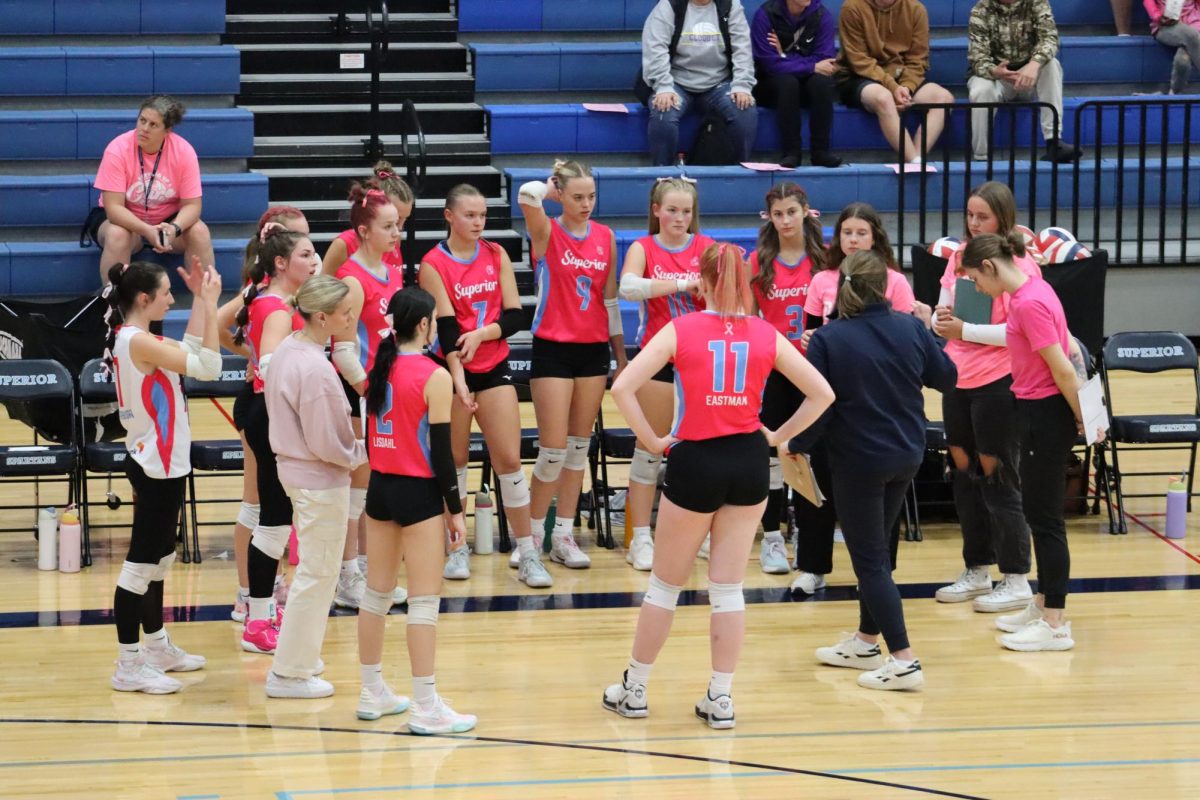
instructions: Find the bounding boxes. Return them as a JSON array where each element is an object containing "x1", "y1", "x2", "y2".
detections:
[{"x1": 835, "y1": 0, "x2": 930, "y2": 93}]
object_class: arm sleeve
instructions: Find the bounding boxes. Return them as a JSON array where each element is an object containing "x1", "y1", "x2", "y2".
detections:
[
  {"x1": 728, "y1": 2, "x2": 757, "y2": 94},
  {"x1": 620, "y1": 271, "x2": 656, "y2": 301},
  {"x1": 961, "y1": 322, "x2": 1008, "y2": 347},
  {"x1": 331, "y1": 340, "x2": 366, "y2": 385},
  {"x1": 1031, "y1": 0, "x2": 1060, "y2": 65},
  {"x1": 184, "y1": 348, "x2": 222, "y2": 381},
  {"x1": 428, "y1": 422, "x2": 463, "y2": 514},
  {"x1": 180, "y1": 333, "x2": 203, "y2": 355},
  {"x1": 605, "y1": 297, "x2": 624, "y2": 338},
  {"x1": 498, "y1": 307, "x2": 526, "y2": 339},
  {"x1": 966, "y1": 7, "x2": 999, "y2": 79},
  {"x1": 642, "y1": 2, "x2": 677, "y2": 95},
  {"x1": 937, "y1": 286, "x2": 953, "y2": 307},
  {"x1": 838, "y1": 6, "x2": 897, "y2": 91},
  {"x1": 436, "y1": 316, "x2": 461, "y2": 354}
]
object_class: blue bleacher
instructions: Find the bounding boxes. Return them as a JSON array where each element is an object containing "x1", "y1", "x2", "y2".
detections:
[
  {"x1": 0, "y1": 0, "x2": 224, "y2": 35},
  {"x1": 0, "y1": 109, "x2": 255, "y2": 161},
  {"x1": 0, "y1": 46, "x2": 240, "y2": 97}
]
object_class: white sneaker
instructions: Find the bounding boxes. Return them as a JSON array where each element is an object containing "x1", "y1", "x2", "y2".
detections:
[
  {"x1": 356, "y1": 685, "x2": 411, "y2": 720},
  {"x1": 111, "y1": 658, "x2": 181, "y2": 694},
  {"x1": 698, "y1": 533, "x2": 711, "y2": 560},
  {"x1": 934, "y1": 567, "x2": 992, "y2": 603},
  {"x1": 602, "y1": 671, "x2": 648, "y2": 718},
  {"x1": 231, "y1": 590, "x2": 248, "y2": 623},
  {"x1": 857, "y1": 657, "x2": 924, "y2": 691},
  {"x1": 510, "y1": 533, "x2": 543, "y2": 568},
  {"x1": 996, "y1": 601, "x2": 1044, "y2": 633},
  {"x1": 443, "y1": 547, "x2": 471, "y2": 580},
  {"x1": 334, "y1": 572, "x2": 366, "y2": 609},
  {"x1": 626, "y1": 534, "x2": 654, "y2": 571},
  {"x1": 265, "y1": 672, "x2": 334, "y2": 699},
  {"x1": 973, "y1": 574, "x2": 1033, "y2": 613},
  {"x1": 790, "y1": 572, "x2": 826, "y2": 595},
  {"x1": 1000, "y1": 619, "x2": 1074, "y2": 652},
  {"x1": 759, "y1": 537, "x2": 790, "y2": 574},
  {"x1": 694, "y1": 692, "x2": 735, "y2": 729},
  {"x1": 550, "y1": 534, "x2": 591, "y2": 569},
  {"x1": 392, "y1": 586, "x2": 408, "y2": 605},
  {"x1": 143, "y1": 636, "x2": 206, "y2": 672},
  {"x1": 815, "y1": 634, "x2": 884, "y2": 670},
  {"x1": 408, "y1": 696, "x2": 477, "y2": 735},
  {"x1": 517, "y1": 553, "x2": 553, "y2": 588}
]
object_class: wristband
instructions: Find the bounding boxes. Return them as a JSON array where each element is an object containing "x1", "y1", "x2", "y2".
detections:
[{"x1": 676, "y1": 278, "x2": 690, "y2": 293}]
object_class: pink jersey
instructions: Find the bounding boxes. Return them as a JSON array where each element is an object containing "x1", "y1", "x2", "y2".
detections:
[
  {"x1": 804, "y1": 266, "x2": 916, "y2": 322},
  {"x1": 245, "y1": 293, "x2": 303, "y2": 393},
  {"x1": 95, "y1": 130, "x2": 202, "y2": 226},
  {"x1": 336, "y1": 253, "x2": 405, "y2": 371},
  {"x1": 940, "y1": 246, "x2": 1043, "y2": 389},
  {"x1": 531, "y1": 219, "x2": 614, "y2": 343},
  {"x1": 635, "y1": 233, "x2": 714, "y2": 347},
  {"x1": 670, "y1": 312, "x2": 777, "y2": 441},
  {"x1": 423, "y1": 240, "x2": 509, "y2": 374},
  {"x1": 1006, "y1": 276, "x2": 1070, "y2": 401},
  {"x1": 336, "y1": 229, "x2": 406, "y2": 273},
  {"x1": 749, "y1": 250, "x2": 815, "y2": 349},
  {"x1": 367, "y1": 352, "x2": 442, "y2": 478}
]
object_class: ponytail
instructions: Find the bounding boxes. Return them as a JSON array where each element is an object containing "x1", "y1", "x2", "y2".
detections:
[
  {"x1": 233, "y1": 228, "x2": 305, "y2": 346},
  {"x1": 242, "y1": 206, "x2": 306, "y2": 284},
  {"x1": 960, "y1": 231, "x2": 1026, "y2": 274},
  {"x1": 700, "y1": 243, "x2": 753, "y2": 318},
  {"x1": 836, "y1": 250, "x2": 888, "y2": 320},
  {"x1": 101, "y1": 261, "x2": 167, "y2": 371}
]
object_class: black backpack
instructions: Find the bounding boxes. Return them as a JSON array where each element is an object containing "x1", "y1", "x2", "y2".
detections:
[
  {"x1": 689, "y1": 111, "x2": 738, "y2": 165},
  {"x1": 634, "y1": 0, "x2": 734, "y2": 105}
]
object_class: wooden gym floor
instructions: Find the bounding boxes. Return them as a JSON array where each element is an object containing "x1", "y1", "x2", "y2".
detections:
[{"x1": 0, "y1": 370, "x2": 1197, "y2": 799}]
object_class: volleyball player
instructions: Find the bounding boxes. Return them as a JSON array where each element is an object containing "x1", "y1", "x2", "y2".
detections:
[
  {"x1": 748, "y1": 182, "x2": 823, "y2": 575},
  {"x1": 931, "y1": 182, "x2": 1041, "y2": 613},
  {"x1": 419, "y1": 184, "x2": 550, "y2": 587},
  {"x1": 617, "y1": 177, "x2": 715, "y2": 571},
  {"x1": 321, "y1": 161, "x2": 413, "y2": 278},
  {"x1": 959, "y1": 233, "x2": 1095, "y2": 652},
  {"x1": 603, "y1": 243, "x2": 834, "y2": 728},
  {"x1": 504, "y1": 159, "x2": 625, "y2": 577},
  {"x1": 234, "y1": 228, "x2": 320, "y2": 655},
  {"x1": 357, "y1": 287, "x2": 477, "y2": 733},
  {"x1": 330, "y1": 184, "x2": 408, "y2": 609},
  {"x1": 106, "y1": 257, "x2": 222, "y2": 693}
]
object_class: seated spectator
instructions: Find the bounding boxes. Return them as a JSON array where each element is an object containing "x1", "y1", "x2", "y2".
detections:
[
  {"x1": 1113, "y1": 0, "x2": 1134, "y2": 35},
  {"x1": 87, "y1": 95, "x2": 212, "y2": 287},
  {"x1": 966, "y1": 0, "x2": 1082, "y2": 164},
  {"x1": 751, "y1": 0, "x2": 843, "y2": 168},
  {"x1": 640, "y1": 0, "x2": 758, "y2": 165},
  {"x1": 1145, "y1": 0, "x2": 1200, "y2": 94},
  {"x1": 835, "y1": 0, "x2": 954, "y2": 162}
]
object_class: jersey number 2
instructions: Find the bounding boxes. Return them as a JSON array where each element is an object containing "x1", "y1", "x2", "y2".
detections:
[
  {"x1": 708, "y1": 340, "x2": 749, "y2": 394},
  {"x1": 374, "y1": 384, "x2": 394, "y2": 435}
]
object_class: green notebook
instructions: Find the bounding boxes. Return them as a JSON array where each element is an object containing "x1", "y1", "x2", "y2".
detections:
[{"x1": 954, "y1": 277, "x2": 994, "y2": 325}]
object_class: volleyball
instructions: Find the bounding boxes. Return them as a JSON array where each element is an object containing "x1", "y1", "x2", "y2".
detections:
[{"x1": 928, "y1": 236, "x2": 962, "y2": 260}]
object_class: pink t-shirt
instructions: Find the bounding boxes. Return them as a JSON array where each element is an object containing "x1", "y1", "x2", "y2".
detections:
[
  {"x1": 803, "y1": 266, "x2": 916, "y2": 321},
  {"x1": 940, "y1": 247, "x2": 1043, "y2": 389},
  {"x1": 1144, "y1": 0, "x2": 1200, "y2": 35},
  {"x1": 95, "y1": 130, "x2": 202, "y2": 226},
  {"x1": 1006, "y1": 276, "x2": 1069, "y2": 401}
]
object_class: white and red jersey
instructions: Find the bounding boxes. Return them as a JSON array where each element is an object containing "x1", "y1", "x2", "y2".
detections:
[
  {"x1": 670, "y1": 311, "x2": 777, "y2": 442},
  {"x1": 749, "y1": 250, "x2": 815, "y2": 349},
  {"x1": 336, "y1": 229, "x2": 405, "y2": 274},
  {"x1": 245, "y1": 292, "x2": 303, "y2": 393},
  {"x1": 531, "y1": 218, "x2": 614, "y2": 344},
  {"x1": 423, "y1": 240, "x2": 509, "y2": 374},
  {"x1": 336, "y1": 253, "x2": 405, "y2": 371},
  {"x1": 112, "y1": 325, "x2": 191, "y2": 480},
  {"x1": 634, "y1": 233, "x2": 714, "y2": 347},
  {"x1": 367, "y1": 352, "x2": 441, "y2": 478}
]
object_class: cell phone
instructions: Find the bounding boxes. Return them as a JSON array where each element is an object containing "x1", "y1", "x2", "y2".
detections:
[
  {"x1": 1006, "y1": 58, "x2": 1029, "y2": 71},
  {"x1": 158, "y1": 228, "x2": 167, "y2": 247}
]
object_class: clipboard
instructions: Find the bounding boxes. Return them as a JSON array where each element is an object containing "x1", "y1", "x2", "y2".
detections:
[
  {"x1": 953, "y1": 277, "x2": 993, "y2": 325},
  {"x1": 780, "y1": 450, "x2": 826, "y2": 507}
]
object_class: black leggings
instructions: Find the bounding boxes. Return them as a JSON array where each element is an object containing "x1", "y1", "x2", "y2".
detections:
[
  {"x1": 242, "y1": 392, "x2": 292, "y2": 599},
  {"x1": 1017, "y1": 395, "x2": 1076, "y2": 609},
  {"x1": 753, "y1": 70, "x2": 837, "y2": 154},
  {"x1": 114, "y1": 459, "x2": 185, "y2": 644}
]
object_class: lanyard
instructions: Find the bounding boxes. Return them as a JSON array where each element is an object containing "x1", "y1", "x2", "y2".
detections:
[{"x1": 136, "y1": 138, "x2": 164, "y2": 216}]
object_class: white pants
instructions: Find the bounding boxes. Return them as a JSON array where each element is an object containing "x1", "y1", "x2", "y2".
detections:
[
  {"x1": 967, "y1": 58, "x2": 1064, "y2": 158},
  {"x1": 271, "y1": 484, "x2": 349, "y2": 679}
]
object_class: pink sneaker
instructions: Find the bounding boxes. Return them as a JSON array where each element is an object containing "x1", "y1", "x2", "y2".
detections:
[{"x1": 241, "y1": 618, "x2": 278, "y2": 654}]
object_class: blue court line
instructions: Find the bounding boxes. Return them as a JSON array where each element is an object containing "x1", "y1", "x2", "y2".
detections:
[
  {"x1": 3, "y1": 572, "x2": 1199, "y2": 630},
  {"x1": 178, "y1": 796, "x2": 220, "y2": 800}
]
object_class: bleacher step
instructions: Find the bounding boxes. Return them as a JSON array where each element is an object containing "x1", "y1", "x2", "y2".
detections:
[
  {"x1": 238, "y1": 71, "x2": 473, "y2": 103},
  {"x1": 234, "y1": 41, "x2": 468, "y2": 73},
  {"x1": 224, "y1": 13, "x2": 456, "y2": 44},
  {"x1": 242, "y1": 102, "x2": 484, "y2": 137},
  {"x1": 254, "y1": 164, "x2": 503, "y2": 201}
]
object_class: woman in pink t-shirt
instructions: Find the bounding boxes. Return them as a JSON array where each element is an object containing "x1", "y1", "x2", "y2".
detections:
[
  {"x1": 930, "y1": 182, "x2": 1040, "y2": 614},
  {"x1": 960, "y1": 232, "x2": 1095, "y2": 654},
  {"x1": 90, "y1": 95, "x2": 213, "y2": 288}
]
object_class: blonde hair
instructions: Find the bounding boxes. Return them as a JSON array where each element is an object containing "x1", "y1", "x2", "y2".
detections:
[
  {"x1": 370, "y1": 159, "x2": 414, "y2": 205},
  {"x1": 700, "y1": 243, "x2": 754, "y2": 318},
  {"x1": 960, "y1": 231, "x2": 1027, "y2": 275},
  {"x1": 836, "y1": 250, "x2": 889, "y2": 319},
  {"x1": 551, "y1": 159, "x2": 593, "y2": 191},
  {"x1": 647, "y1": 178, "x2": 700, "y2": 235},
  {"x1": 291, "y1": 275, "x2": 349, "y2": 319}
]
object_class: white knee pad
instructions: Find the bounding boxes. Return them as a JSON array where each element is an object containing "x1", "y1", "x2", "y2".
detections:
[
  {"x1": 359, "y1": 587, "x2": 393, "y2": 617},
  {"x1": 348, "y1": 487, "x2": 367, "y2": 522},
  {"x1": 251, "y1": 524, "x2": 291, "y2": 560},
  {"x1": 643, "y1": 573, "x2": 682, "y2": 612},
  {"x1": 456, "y1": 465, "x2": 469, "y2": 501},
  {"x1": 708, "y1": 581, "x2": 745, "y2": 614},
  {"x1": 236, "y1": 501, "x2": 260, "y2": 530},
  {"x1": 532, "y1": 446, "x2": 567, "y2": 483},
  {"x1": 769, "y1": 457, "x2": 783, "y2": 492},
  {"x1": 629, "y1": 447, "x2": 662, "y2": 486},
  {"x1": 497, "y1": 470, "x2": 531, "y2": 509},
  {"x1": 406, "y1": 595, "x2": 440, "y2": 626},
  {"x1": 116, "y1": 561, "x2": 158, "y2": 595},
  {"x1": 565, "y1": 435, "x2": 590, "y2": 471},
  {"x1": 153, "y1": 551, "x2": 176, "y2": 582}
]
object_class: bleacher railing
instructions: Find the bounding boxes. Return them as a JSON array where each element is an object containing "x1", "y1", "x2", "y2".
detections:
[
  {"x1": 335, "y1": 0, "x2": 390, "y2": 161},
  {"x1": 399, "y1": 99, "x2": 427, "y2": 285}
]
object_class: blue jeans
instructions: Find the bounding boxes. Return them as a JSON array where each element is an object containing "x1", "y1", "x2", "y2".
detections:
[{"x1": 647, "y1": 81, "x2": 758, "y2": 166}]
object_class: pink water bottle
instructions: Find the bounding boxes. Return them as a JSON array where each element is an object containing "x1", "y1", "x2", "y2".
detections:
[
  {"x1": 1165, "y1": 475, "x2": 1187, "y2": 539},
  {"x1": 58, "y1": 508, "x2": 81, "y2": 573}
]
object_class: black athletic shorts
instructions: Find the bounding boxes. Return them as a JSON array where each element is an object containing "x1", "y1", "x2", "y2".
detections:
[
  {"x1": 531, "y1": 337, "x2": 610, "y2": 380},
  {"x1": 231, "y1": 380, "x2": 255, "y2": 432},
  {"x1": 840, "y1": 75, "x2": 931, "y2": 109},
  {"x1": 464, "y1": 360, "x2": 515, "y2": 394},
  {"x1": 636, "y1": 348, "x2": 675, "y2": 384},
  {"x1": 124, "y1": 458, "x2": 186, "y2": 565},
  {"x1": 663, "y1": 431, "x2": 770, "y2": 513},
  {"x1": 339, "y1": 373, "x2": 364, "y2": 418},
  {"x1": 365, "y1": 471, "x2": 444, "y2": 527}
]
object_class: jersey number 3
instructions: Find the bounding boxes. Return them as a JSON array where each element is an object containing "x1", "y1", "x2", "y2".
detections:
[{"x1": 707, "y1": 340, "x2": 749, "y2": 394}]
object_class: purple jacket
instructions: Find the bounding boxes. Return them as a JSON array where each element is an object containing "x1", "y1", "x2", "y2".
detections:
[{"x1": 751, "y1": 0, "x2": 837, "y2": 77}]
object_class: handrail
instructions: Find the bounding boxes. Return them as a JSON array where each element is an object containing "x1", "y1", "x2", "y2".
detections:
[
  {"x1": 365, "y1": 0, "x2": 389, "y2": 162},
  {"x1": 399, "y1": 99, "x2": 428, "y2": 285}
]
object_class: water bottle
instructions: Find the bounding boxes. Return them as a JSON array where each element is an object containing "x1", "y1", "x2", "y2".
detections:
[
  {"x1": 1165, "y1": 475, "x2": 1187, "y2": 539},
  {"x1": 58, "y1": 508, "x2": 81, "y2": 573},
  {"x1": 542, "y1": 498, "x2": 556, "y2": 554},
  {"x1": 37, "y1": 507, "x2": 57, "y2": 571},
  {"x1": 473, "y1": 488, "x2": 494, "y2": 554}
]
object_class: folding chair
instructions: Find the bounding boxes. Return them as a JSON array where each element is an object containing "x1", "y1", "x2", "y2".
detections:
[
  {"x1": 0, "y1": 359, "x2": 82, "y2": 562},
  {"x1": 1100, "y1": 331, "x2": 1200, "y2": 534},
  {"x1": 181, "y1": 355, "x2": 247, "y2": 564}
]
